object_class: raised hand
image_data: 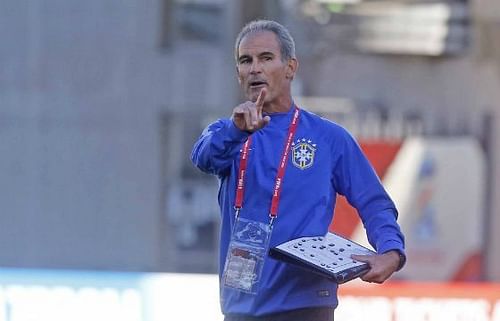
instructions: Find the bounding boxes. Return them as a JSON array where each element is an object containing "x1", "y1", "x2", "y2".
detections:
[{"x1": 232, "y1": 88, "x2": 271, "y2": 133}]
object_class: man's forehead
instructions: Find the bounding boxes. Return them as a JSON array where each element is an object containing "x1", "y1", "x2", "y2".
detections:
[{"x1": 238, "y1": 31, "x2": 281, "y2": 56}]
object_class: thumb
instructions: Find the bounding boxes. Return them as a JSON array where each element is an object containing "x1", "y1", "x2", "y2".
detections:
[
  {"x1": 351, "y1": 254, "x2": 373, "y2": 264},
  {"x1": 255, "y1": 115, "x2": 271, "y2": 130}
]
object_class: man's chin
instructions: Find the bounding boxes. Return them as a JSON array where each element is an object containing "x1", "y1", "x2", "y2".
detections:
[{"x1": 247, "y1": 92, "x2": 260, "y2": 103}]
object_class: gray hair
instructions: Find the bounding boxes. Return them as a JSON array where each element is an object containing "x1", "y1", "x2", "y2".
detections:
[{"x1": 234, "y1": 20, "x2": 296, "y2": 62}]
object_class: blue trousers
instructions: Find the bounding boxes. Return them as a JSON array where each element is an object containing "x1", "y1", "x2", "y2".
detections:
[{"x1": 223, "y1": 307, "x2": 334, "y2": 321}]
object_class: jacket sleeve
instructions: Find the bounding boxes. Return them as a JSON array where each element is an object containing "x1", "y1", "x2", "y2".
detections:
[
  {"x1": 332, "y1": 127, "x2": 405, "y2": 256},
  {"x1": 191, "y1": 119, "x2": 250, "y2": 176}
]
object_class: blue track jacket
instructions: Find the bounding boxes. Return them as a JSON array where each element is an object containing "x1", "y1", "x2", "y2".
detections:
[{"x1": 191, "y1": 105, "x2": 405, "y2": 316}]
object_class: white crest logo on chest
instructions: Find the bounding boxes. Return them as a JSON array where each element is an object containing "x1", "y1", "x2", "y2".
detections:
[{"x1": 291, "y1": 138, "x2": 316, "y2": 170}]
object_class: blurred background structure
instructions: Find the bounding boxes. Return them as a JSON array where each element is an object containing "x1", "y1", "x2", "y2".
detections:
[
  {"x1": 1, "y1": 0, "x2": 500, "y2": 283},
  {"x1": 2, "y1": 1, "x2": 500, "y2": 320}
]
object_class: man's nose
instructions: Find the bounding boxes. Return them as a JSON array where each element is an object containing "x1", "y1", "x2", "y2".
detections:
[{"x1": 249, "y1": 60, "x2": 262, "y2": 74}]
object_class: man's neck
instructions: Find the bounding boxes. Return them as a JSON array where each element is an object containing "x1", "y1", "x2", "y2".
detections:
[{"x1": 263, "y1": 96, "x2": 293, "y2": 114}]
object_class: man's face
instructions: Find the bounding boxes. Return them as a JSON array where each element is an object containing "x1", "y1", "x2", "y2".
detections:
[{"x1": 236, "y1": 31, "x2": 296, "y2": 104}]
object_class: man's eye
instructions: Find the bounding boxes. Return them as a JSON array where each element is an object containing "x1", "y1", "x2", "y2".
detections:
[
  {"x1": 264, "y1": 56, "x2": 272, "y2": 61},
  {"x1": 239, "y1": 59, "x2": 251, "y2": 64}
]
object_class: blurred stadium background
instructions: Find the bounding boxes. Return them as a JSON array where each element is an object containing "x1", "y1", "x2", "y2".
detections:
[{"x1": 1, "y1": 0, "x2": 500, "y2": 320}]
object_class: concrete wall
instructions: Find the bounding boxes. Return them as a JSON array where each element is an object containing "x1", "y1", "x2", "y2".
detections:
[
  {"x1": 0, "y1": 0, "x2": 235, "y2": 271},
  {"x1": 1, "y1": 0, "x2": 499, "y2": 279}
]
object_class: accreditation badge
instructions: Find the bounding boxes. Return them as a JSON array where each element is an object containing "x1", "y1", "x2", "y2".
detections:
[{"x1": 222, "y1": 217, "x2": 272, "y2": 294}]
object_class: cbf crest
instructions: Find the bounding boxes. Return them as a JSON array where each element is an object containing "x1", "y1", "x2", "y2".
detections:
[{"x1": 291, "y1": 138, "x2": 316, "y2": 170}]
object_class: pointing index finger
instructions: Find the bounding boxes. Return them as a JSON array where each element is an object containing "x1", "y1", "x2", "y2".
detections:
[{"x1": 255, "y1": 88, "x2": 267, "y2": 114}]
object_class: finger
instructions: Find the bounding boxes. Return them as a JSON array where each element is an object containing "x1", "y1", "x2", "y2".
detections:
[
  {"x1": 360, "y1": 270, "x2": 386, "y2": 284},
  {"x1": 255, "y1": 88, "x2": 267, "y2": 114},
  {"x1": 233, "y1": 105, "x2": 244, "y2": 115},
  {"x1": 358, "y1": 265, "x2": 385, "y2": 283},
  {"x1": 232, "y1": 107, "x2": 246, "y2": 130},
  {"x1": 360, "y1": 274, "x2": 379, "y2": 283},
  {"x1": 249, "y1": 105, "x2": 259, "y2": 127},
  {"x1": 233, "y1": 108, "x2": 246, "y2": 120},
  {"x1": 351, "y1": 254, "x2": 373, "y2": 263},
  {"x1": 243, "y1": 108, "x2": 253, "y2": 131}
]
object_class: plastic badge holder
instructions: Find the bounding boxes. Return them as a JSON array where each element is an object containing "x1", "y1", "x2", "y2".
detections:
[{"x1": 222, "y1": 218, "x2": 272, "y2": 294}]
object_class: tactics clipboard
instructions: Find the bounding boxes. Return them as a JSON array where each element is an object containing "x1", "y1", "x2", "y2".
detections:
[{"x1": 269, "y1": 232, "x2": 375, "y2": 284}]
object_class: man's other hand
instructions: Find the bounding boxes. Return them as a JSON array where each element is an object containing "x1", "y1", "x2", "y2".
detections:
[
  {"x1": 351, "y1": 250, "x2": 401, "y2": 284},
  {"x1": 232, "y1": 88, "x2": 271, "y2": 133}
]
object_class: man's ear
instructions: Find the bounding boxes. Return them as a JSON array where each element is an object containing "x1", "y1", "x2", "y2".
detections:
[{"x1": 286, "y1": 58, "x2": 298, "y2": 80}]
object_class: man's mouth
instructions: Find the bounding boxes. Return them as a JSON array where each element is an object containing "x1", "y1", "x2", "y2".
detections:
[{"x1": 249, "y1": 80, "x2": 268, "y2": 88}]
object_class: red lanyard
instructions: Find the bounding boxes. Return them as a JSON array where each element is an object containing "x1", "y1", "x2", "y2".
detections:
[{"x1": 234, "y1": 107, "x2": 300, "y2": 225}]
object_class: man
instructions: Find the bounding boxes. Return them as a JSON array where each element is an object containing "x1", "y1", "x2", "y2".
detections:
[{"x1": 191, "y1": 20, "x2": 405, "y2": 321}]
